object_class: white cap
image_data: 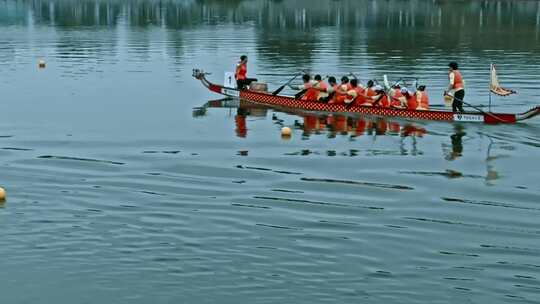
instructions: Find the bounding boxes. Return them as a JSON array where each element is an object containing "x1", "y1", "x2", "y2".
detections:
[
  {"x1": 400, "y1": 87, "x2": 408, "y2": 94},
  {"x1": 374, "y1": 85, "x2": 383, "y2": 91}
]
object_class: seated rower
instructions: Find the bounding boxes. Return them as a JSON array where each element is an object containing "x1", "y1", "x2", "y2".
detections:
[
  {"x1": 331, "y1": 76, "x2": 351, "y2": 104},
  {"x1": 290, "y1": 74, "x2": 319, "y2": 101},
  {"x1": 313, "y1": 75, "x2": 329, "y2": 102},
  {"x1": 341, "y1": 76, "x2": 352, "y2": 90},
  {"x1": 350, "y1": 79, "x2": 369, "y2": 106},
  {"x1": 390, "y1": 85, "x2": 406, "y2": 108},
  {"x1": 371, "y1": 85, "x2": 390, "y2": 108},
  {"x1": 401, "y1": 87, "x2": 428, "y2": 111},
  {"x1": 402, "y1": 87, "x2": 418, "y2": 110},
  {"x1": 400, "y1": 86, "x2": 430, "y2": 111},
  {"x1": 365, "y1": 80, "x2": 377, "y2": 100},
  {"x1": 318, "y1": 76, "x2": 338, "y2": 103},
  {"x1": 415, "y1": 85, "x2": 430, "y2": 110}
]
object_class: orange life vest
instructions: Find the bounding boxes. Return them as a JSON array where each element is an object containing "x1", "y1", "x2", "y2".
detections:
[
  {"x1": 317, "y1": 81, "x2": 329, "y2": 100},
  {"x1": 406, "y1": 94, "x2": 418, "y2": 110},
  {"x1": 318, "y1": 81, "x2": 328, "y2": 91},
  {"x1": 327, "y1": 84, "x2": 339, "y2": 103},
  {"x1": 235, "y1": 62, "x2": 247, "y2": 80},
  {"x1": 390, "y1": 90, "x2": 403, "y2": 107},
  {"x1": 302, "y1": 82, "x2": 319, "y2": 101},
  {"x1": 353, "y1": 87, "x2": 368, "y2": 106},
  {"x1": 416, "y1": 91, "x2": 429, "y2": 110},
  {"x1": 373, "y1": 94, "x2": 390, "y2": 108},
  {"x1": 450, "y1": 70, "x2": 464, "y2": 90},
  {"x1": 334, "y1": 84, "x2": 349, "y2": 104}
]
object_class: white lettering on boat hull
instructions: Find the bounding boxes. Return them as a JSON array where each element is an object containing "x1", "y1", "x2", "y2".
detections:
[
  {"x1": 453, "y1": 114, "x2": 484, "y2": 122},
  {"x1": 222, "y1": 88, "x2": 240, "y2": 97}
]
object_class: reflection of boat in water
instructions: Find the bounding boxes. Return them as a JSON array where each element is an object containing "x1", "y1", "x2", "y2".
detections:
[
  {"x1": 193, "y1": 69, "x2": 540, "y2": 124},
  {"x1": 195, "y1": 98, "x2": 427, "y2": 139},
  {"x1": 300, "y1": 113, "x2": 427, "y2": 138}
]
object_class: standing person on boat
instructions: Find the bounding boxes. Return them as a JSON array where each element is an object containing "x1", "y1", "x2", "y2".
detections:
[
  {"x1": 445, "y1": 61, "x2": 465, "y2": 113},
  {"x1": 289, "y1": 74, "x2": 319, "y2": 101},
  {"x1": 235, "y1": 55, "x2": 257, "y2": 90}
]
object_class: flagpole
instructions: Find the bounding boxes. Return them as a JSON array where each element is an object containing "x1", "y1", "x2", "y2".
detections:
[{"x1": 489, "y1": 63, "x2": 492, "y2": 112}]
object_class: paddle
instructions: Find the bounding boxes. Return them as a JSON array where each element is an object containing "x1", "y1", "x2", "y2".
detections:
[
  {"x1": 272, "y1": 72, "x2": 302, "y2": 95},
  {"x1": 444, "y1": 93, "x2": 509, "y2": 123},
  {"x1": 295, "y1": 89, "x2": 308, "y2": 100},
  {"x1": 444, "y1": 93, "x2": 487, "y2": 114}
]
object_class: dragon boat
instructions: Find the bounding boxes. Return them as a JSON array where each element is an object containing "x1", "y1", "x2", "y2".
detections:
[{"x1": 193, "y1": 69, "x2": 540, "y2": 124}]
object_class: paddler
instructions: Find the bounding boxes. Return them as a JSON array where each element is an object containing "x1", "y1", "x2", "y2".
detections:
[
  {"x1": 344, "y1": 79, "x2": 359, "y2": 106},
  {"x1": 364, "y1": 80, "x2": 377, "y2": 103},
  {"x1": 401, "y1": 87, "x2": 418, "y2": 110},
  {"x1": 350, "y1": 79, "x2": 369, "y2": 106},
  {"x1": 390, "y1": 86, "x2": 407, "y2": 108},
  {"x1": 313, "y1": 74, "x2": 329, "y2": 101},
  {"x1": 235, "y1": 55, "x2": 258, "y2": 90},
  {"x1": 445, "y1": 61, "x2": 465, "y2": 113},
  {"x1": 319, "y1": 76, "x2": 338, "y2": 103},
  {"x1": 331, "y1": 76, "x2": 351, "y2": 104},
  {"x1": 415, "y1": 85, "x2": 430, "y2": 110},
  {"x1": 371, "y1": 85, "x2": 390, "y2": 108},
  {"x1": 290, "y1": 74, "x2": 319, "y2": 101}
]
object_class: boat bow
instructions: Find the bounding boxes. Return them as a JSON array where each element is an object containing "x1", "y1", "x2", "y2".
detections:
[{"x1": 516, "y1": 105, "x2": 540, "y2": 122}]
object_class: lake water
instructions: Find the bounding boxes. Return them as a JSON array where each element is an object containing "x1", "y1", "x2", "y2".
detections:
[{"x1": 1, "y1": 0, "x2": 540, "y2": 303}]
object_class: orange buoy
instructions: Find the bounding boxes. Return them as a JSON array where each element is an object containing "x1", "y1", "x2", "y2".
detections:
[
  {"x1": 281, "y1": 127, "x2": 292, "y2": 138},
  {"x1": 0, "y1": 187, "x2": 5, "y2": 201}
]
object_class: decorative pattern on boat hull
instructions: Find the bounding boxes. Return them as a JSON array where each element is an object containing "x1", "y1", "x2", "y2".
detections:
[{"x1": 241, "y1": 91, "x2": 456, "y2": 122}]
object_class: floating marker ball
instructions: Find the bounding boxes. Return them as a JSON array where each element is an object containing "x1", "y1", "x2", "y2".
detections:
[
  {"x1": 281, "y1": 127, "x2": 292, "y2": 137},
  {"x1": 38, "y1": 59, "x2": 46, "y2": 68},
  {"x1": 0, "y1": 187, "x2": 5, "y2": 201}
]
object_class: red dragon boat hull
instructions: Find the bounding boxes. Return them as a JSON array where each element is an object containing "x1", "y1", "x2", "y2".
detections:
[{"x1": 193, "y1": 69, "x2": 540, "y2": 124}]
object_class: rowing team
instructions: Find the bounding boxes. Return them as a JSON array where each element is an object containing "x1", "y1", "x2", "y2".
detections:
[{"x1": 289, "y1": 74, "x2": 429, "y2": 111}]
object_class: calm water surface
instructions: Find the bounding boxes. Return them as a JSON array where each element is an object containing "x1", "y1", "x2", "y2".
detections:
[{"x1": 1, "y1": 0, "x2": 540, "y2": 303}]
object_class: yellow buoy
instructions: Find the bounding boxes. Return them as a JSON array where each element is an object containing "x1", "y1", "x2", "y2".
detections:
[
  {"x1": 281, "y1": 127, "x2": 292, "y2": 137},
  {"x1": 38, "y1": 59, "x2": 46, "y2": 69},
  {"x1": 0, "y1": 187, "x2": 6, "y2": 201}
]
